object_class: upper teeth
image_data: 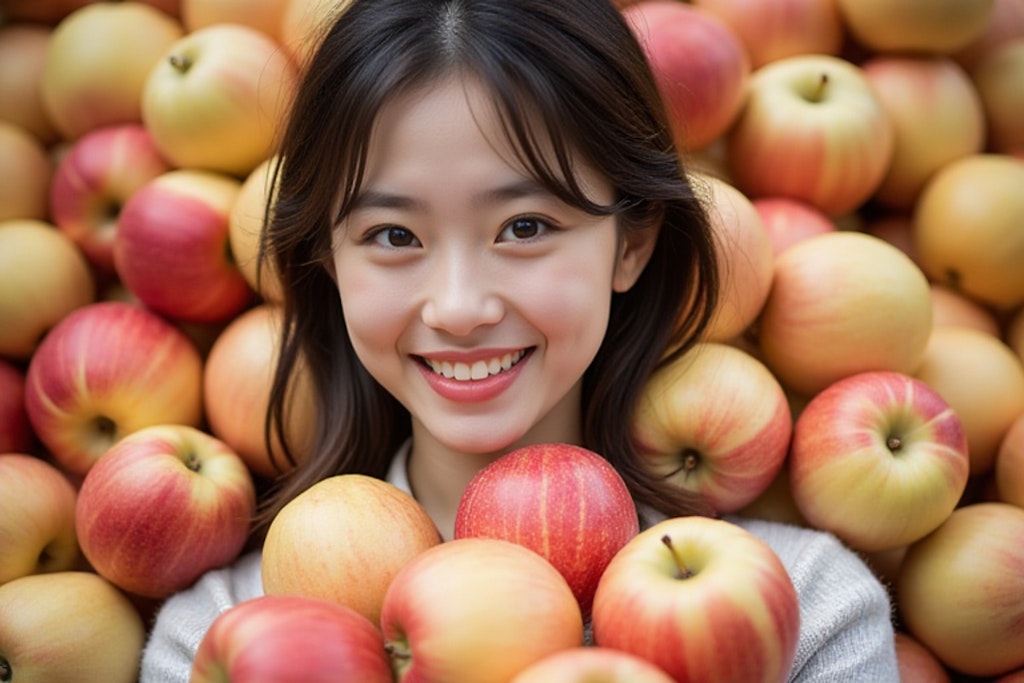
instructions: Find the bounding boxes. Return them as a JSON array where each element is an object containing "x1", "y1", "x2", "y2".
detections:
[{"x1": 425, "y1": 350, "x2": 526, "y2": 381}]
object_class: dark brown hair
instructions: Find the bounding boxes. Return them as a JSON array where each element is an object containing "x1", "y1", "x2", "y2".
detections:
[{"x1": 257, "y1": 0, "x2": 719, "y2": 532}]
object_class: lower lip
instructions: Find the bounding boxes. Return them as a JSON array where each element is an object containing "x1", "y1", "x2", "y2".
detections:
[{"x1": 417, "y1": 352, "x2": 531, "y2": 404}]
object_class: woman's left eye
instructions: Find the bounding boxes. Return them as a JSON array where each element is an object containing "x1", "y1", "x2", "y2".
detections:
[{"x1": 498, "y1": 216, "x2": 550, "y2": 242}]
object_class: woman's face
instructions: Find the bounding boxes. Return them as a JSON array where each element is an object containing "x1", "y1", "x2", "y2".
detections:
[{"x1": 331, "y1": 76, "x2": 651, "y2": 456}]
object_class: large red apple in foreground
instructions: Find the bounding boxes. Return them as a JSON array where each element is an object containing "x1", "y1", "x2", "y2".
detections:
[
  {"x1": 591, "y1": 515, "x2": 800, "y2": 683},
  {"x1": 454, "y1": 442, "x2": 639, "y2": 617},
  {"x1": 262, "y1": 474, "x2": 442, "y2": 626},
  {"x1": 24, "y1": 301, "x2": 204, "y2": 478},
  {"x1": 789, "y1": 371, "x2": 969, "y2": 552},
  {"x1": 380, "y1": 537, "x2": 584, "y2": 683},
  {"x1": 75, "y1": 424, "x2": 256, "y2": 599},
  {"x1": 190, "y1": 595, "x2": 393, "y2": 683},
  {"x1": 898, "y1": 502, "x2": 1024, "y2": 677}
]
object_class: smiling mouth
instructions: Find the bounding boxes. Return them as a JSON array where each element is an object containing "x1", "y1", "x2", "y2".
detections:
[{"x1": 420, "y1": 349, "x2": 529, "y2": 381}]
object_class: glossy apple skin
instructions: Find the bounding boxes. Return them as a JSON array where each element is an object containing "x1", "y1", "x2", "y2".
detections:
[
  {"x1": 897, "y1": 502, "x2": 1024, "y2": 677},
  {"x1": 789, "y1": 371, "x2": 969, "y2": 552},
  {"x1": 0, "y1": 571, "x2": 146, "y2": 683},
  {"x1": 190, "y1": 595, "x2": 393, "y2": 683},
  {"x1": 49, "y1": 123, "x2": 172, "y2": 275},
  {"x1": 381, "y1": 537, "x2": 584, "y2": 683},
  {"x1": 454, "y1": 442, "x2": 639, "y2": 617},
  {"x1": 510, "y1": 646, "x2": 675, "y2": 683},
  {"x1": 633, "y1": 342, "x2": 792, "y2": 514},
  {"x1": 591, "y1": 516, "x2": 800, "y2": 683},
  {"x1": 262, "y1": 474, "x2": 442, "y2": 626},
  {"x1": 24, "y1": 301, "x2": 204, "y2": 477},
  {"x1": 0, "y1": 454, "x2": 79, "y2": 586},
  {"x1": 75, "y1": 425, "x2": 256, "y2": 599}
]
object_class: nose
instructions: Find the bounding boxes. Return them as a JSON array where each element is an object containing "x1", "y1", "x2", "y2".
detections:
[{"x1": 420, "y1": 252, "x2": 504, "y2": 336}]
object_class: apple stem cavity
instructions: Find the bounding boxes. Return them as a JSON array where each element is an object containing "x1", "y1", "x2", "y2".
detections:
[
  {"x1": 168, "y1": 53, "x2": 193, "y2": 74},
  {"x1": 384, "y1": 640, "x2": 412, "y2": 678},
  {"x1": 92, "y1": 415, "x2": 117, "y2": 440},
  {"x1": 661, "y1": 534, "x2": 694, "y2": 580},
  {"x1": 185, "y1": 450, "x2": 202, "y2": 473},
  {"x1": 0, "y1": 656, "x2": 11, "y2": 682},
  {"x1": 810, "y1": 73, "x2": 830, "y2": 102},
  {"x1": 886, "y1": 435, "x2": 903, "y2": 453}
]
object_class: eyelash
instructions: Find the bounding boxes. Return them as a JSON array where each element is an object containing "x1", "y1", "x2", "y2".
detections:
[{"x1": 364, "y1": 215, "x2": 559, "y2": 248}]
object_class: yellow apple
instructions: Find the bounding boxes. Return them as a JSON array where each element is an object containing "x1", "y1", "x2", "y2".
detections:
[
  {"x1": 0, "y1": 23, "x2": 59, "y2": 145},
  {"x1": 280, "y1": 0, "x2": 354, "y2": 70},
  {"x1": 229, "y1": 156, "x2": 284, "y2": 302},
  {"x1": 995, "y1": 412, "x2": 1024, "y2": 507},
  {"x1": 971, "y1": 38, "x2": 1024, "y2": 154},
  {"x1": 0, "y1": 121, "x2": 53, "y2": 222},
  {"x1": 929, "y1": 283, "x2": 1001, "y2": 337},
  {"x1": 181, "y1": 0, "x2": 289, "y2": 43},
  {"x1": 836, "y1": 0, "x2": 995, "y2": 55}
]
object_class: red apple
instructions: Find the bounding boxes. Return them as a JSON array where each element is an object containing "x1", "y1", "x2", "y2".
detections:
[
  {"x1": 191, "y1": 594, "x2": 393, "y2": 683},
  {"x1": 756, "y1": 231, "x2": 933, "y2": 398},
  {"x1": 622, "y1": 1, "x2": 750, "y2": 151},
  {"x1": 788, "y1": 370, "x2": 969, "y2": 552},
  {"x1": 49, "y1": 123, "x2": 173, "y2": 275},
  {"x1": 24, "y1": 301, "x2": 204, "y2": 478},
  {"x1": 897, "y1": 502, "x2": 1024, "y2": 677},
  {"x1": 632, "y1": 342, "x2": 792, "y2": 514},
  {"x1": 39, "y1": 2, "x2": 185, "y2": 140},
  {"x1": 691, "y1": 0, "x2": 844, "y2": 68},
  {"x1": 726, "y1": 54, "x2": 894, "y2": 216},
  {"x1": 0, "y1": 454, "x2": 79, "y2": 586},
  {"x1": 836, "y1": 0, "x2": 995, "y2": 55},
  {"x1": 954, "y1": 0, "x2": 1024, "y2": 69},
  {"x1": 0, "y1": 359, "x2": 32, "y2": 454},
  {"x1": 591, "y1": 515, "x2": 800, "y2": 683},
  {"x1": 380, "y1": 537, "x2": 584, "y2": 683},
  {"x1": 995, "y1": 412, "x2": 1024, "y2": 507},
  {"x1": 453, "y1": 442, "x2": 639, "y2": 618},
  {"x1": 862, "y1": 55, "x2": 986, "y2": 209},
  {"x1": 141, "y1": 23, "x2": 298, "y2": 177},
  {"x1": 0, "y1": 571, "x2": 146, "y2": 683},
  {"x1": 0, "y1": 218, "x2": 96, "y2": 360},
  {"x1": 75, "y1": 424, "x2": 256, "y2": 598},
  {"x1": 894, "y1": 631, "x2": 951, "y2": 683},
  {"x1": 0, "y1": 23, "x2": 60, "y2": 145},
  {"x1": 261, "y1": 474, "x2": 442, "y2": 626},
  {"x1": 0, "y1": 120, "x2": 53, "y2": 223},
  {"x1": 971, "y1": 38, "x2": 1024, "y2": 154},
  {"x1": 114, "y1": 168, "x2": 253, "y2": 323},
  {"x1": 751, "y1": 196, "x2": 835, "y2": 257},
  {"x1": 510, "y1": 646, "x2": 674, "y2": 683}
]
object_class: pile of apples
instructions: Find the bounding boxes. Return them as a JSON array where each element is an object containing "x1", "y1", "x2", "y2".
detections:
[{"x1": 1, "y1": 0, "x2": 1023, "y2": 680}]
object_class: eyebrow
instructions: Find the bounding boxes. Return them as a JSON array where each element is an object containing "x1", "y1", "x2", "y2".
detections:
[{"x1": 349, "y1": 178, "x2": 554, "y2": 212}]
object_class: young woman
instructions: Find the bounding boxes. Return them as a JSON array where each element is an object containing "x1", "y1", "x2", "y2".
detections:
[{"x1": 141, "y1": 1, "x2": 898, "y2": 680}]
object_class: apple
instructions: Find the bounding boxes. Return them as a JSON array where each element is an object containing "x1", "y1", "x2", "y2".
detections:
[
  {"x1": 453, "y1": 442, "x2": 639, "y2": 618},
  {"x1": 229, "y1": 156, "x2": 284, "y2": 302},
  {"x1": 262, "y1": 473, "x2": 442, "y2": 626},
  {"x1": 591, "y1": 516, "x2": 800, "y2": 683},
  {"x1": 0, "y1": 24, "x2": 59, "y2": 145},
  {"x1": 751, "y1": 196, "x2": 835, "y2": 257},
  {"x1": 955, "y1": 0, "x2": 1024, "y2": 68},
  {"x1": 632, "y1": 342, "x2": 792, "y2": 514},
  {"x1": 0, "y1": 359, "x2": 32, "y2": 455},
  {"x1": 863, "y1": 212, "x2": 918, "y2": 264},
  {"x1": 622, "y1": 1, "x2": 750, "y2": 152},
  {"x1": 0, "y1": 570, "x2": 146, "y2": 683},
  {"x1": 897, "y1": 502, "x2": 1024, "y2": 677},
  {"x1": 0, "y1": 454, "x2": 79, "y2": 586},
  {"x1": 726, "y1": 54, "x2": 894, "y2": 216},
  {"x1": 49, "y1": 123, "x2": 173, "y2": 276},
  {"x1": 996, "y1": 413, "x2": 1024, "y2": 507},
  {"x1": 0, "y1": 218, "x2": 95, "y2": 360},
  {"x1": 203, "y1": 303, "x2": 316, "y2": 479},
  {"x1": 114, "y1": 168, "x2": 253, "y2": 323},
  {"x1": 929, "y1": 283, "x2": 1001, "y2": 337},
  {"x1": 75, "y1": 424, "x2": 256, "y2": 598},
  {"x1": 191, "y1": 594, "x2": 393, "y2": 683},
  {"x1": 691, "y1": 0, "x2": 844, "y2": 69},
  {"x1": 861, "y1": 56, "x2": 986, "y2": 209},
  {"x1": 737, "y1": 465, "x2": 808, "y2": 528},
  {"x1": 971, "y1": 38, "x2": 1024, "y2": 154},
  {"x1": 39, "y1": 1, "x2": 185, "y2": 140},
  {"x1": 510, "y1": 646, "x2": 674, "y2": 683},
  {"x1": 788, "y1": 370, "x2": 969, "y2": 552},
  {"x1": 894, "y1": 632, "x2": 952, "y2": 683},
  {"x1": 913, "y1": 326, "x2": 1024, "y2": 476},
  {"x1": 836, "y1": 0, "x2": 995, "y2": 55},
  {"x1": 181, "y1": 0, "x2": 289, "y2": 43},
  {"x1": 24, "y1": 301, "x2": 204, "y2": 478},
  {"x1": 280, "y1": 0, "x2": 354, "y2": 70},
  {"x1": 1009, "y1": 306, "x2": 1024, "y2": 364},
  {"x1": 380, "y1": 537, "x2": 584, "y2": 683},
  {"x1": 0, "y1": 120, "x2": 53, "y2": 223},
  {"x1": 692, "y1": 174, "x2": 774, "y2": 342},
  {"x1": 756, "y1": 231, "x2": 933, "y2": 398},
  {"x1": 141, "y1": 23, "x2": 298, "y2": 177}
]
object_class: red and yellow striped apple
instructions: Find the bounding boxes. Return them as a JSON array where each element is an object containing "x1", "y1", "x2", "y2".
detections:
[{"x1": 511, "y1": 646, "x2": 674, "y2": 683}]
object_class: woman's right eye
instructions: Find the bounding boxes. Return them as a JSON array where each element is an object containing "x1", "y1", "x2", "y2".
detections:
[{"x1": 369, "y1": 225, "x2": 420, "y2": 248}]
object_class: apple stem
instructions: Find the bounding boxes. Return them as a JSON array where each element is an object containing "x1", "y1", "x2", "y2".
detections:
[
  {"x1": 0, "y1": 656, "x2": 11, "y2": 682},
  {"x1": 185, "y1": 451, "x2": 202, "y2": 473},
  {"x1": 886, "y1": 436, "x2": 903, "y2": 453},
  {"x1": 384, "y1": 641, "x2": 412, "y2": 678},
  {"x1": 168, "y1": 53, "x2": 193, "y2": 74},
  {"x1": 811, "y1": 73, "x2": 829, "y2": 102},
  {"x1": 661, "y1": 534, "x2": 694, "y2": 580}
]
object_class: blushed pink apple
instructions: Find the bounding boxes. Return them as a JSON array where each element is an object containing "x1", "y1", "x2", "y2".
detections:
[
  {"x1": 632, "y1": 342, "x2": 792, "y2": 514},
  {"x1": 114, "y1": 168, "x2": 253, "y2": 323},
  {"x1": 623, "y1": 1, "x2": 750, "y2": 151},
  {"x1": 0, "y1": 359, "x2": 32, "y2": 454},
  {"x1": 789, "y1": 370, "x2": 969, "y2": 552},
  {"x1": 454, "y1": 442, "x2": 639, "y2": 618},
  {"x1": 591, "y1": 516, "x2": 800, "y2": 683},
  {"x1": 75, "y1": 424, "x2": 256, "y2": 598},
  {"x1": 752, "y1": 196, "x2": 835, "y2": 257},
  {"x1": 24, "y1": 301, "x2": 204, "y2": 477},
  {"x1": 49, "y1": 123, "x2": 173, "y2": 275}
]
